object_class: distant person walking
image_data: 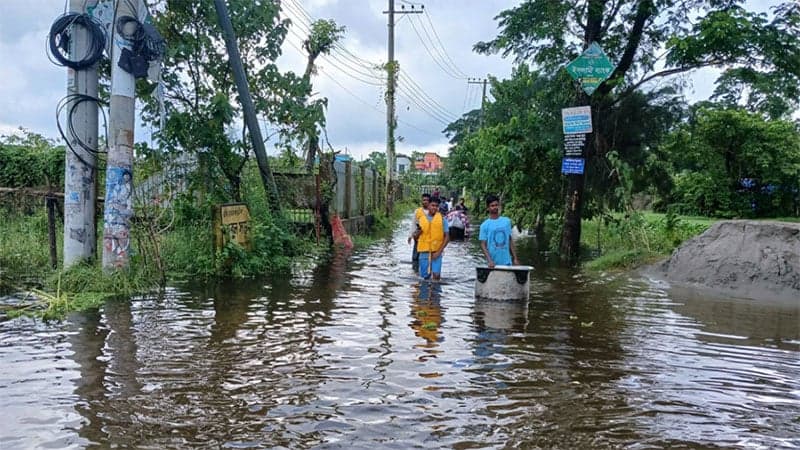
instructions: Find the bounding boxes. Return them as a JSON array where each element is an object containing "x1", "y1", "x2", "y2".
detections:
[
  {"x1": 408, "y1": 193, "x2": 431, "y2": 270},
  {"x1": 479, "y1": 194, "x2": 519, "y2": 268},
  {"x1": 414, "y1": 197, "x2": 449, "y2": 280},
  {"x1": 446, "y1": 208, "x2": 470, "y2": 241}
]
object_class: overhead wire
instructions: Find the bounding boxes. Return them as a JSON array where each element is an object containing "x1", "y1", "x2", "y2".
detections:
[
  {"x1": 420, "y1": 10, "x2": 469, "y2": 78},
  {"x1": 396, "y1": 87, "x2": 452, "y2": 126},
  {"x1": 396, "y1": 85, "x2": 456, "y2": 125},
  {"x1": 283, "y1": 0, "x2": 458, "y2": 127},
  {"x1": 398, "y1": 71, "x2": 458, "y2": 120},
  {"x1": 285, "y1": 28, "x2": 385, "y2": 87},
  {"x1": 283, "y1": 0, "x2": 381, "y2": 67},
  {"x1": 282, "y1": 0, "x2": 384, "y2": 76},
  {"x1": 281, "y1": 0, "x2": 445, "y2": 136},
  {"x1": 406, "y1": 15, "x2": 464, "y2": 80},
  {"x1": 283, "y1": 32, "x2": 440, "y2": 138}
]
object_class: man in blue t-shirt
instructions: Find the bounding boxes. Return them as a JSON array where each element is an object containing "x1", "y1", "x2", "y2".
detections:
[{"x1": 479, "y1": 194, "x2": 519, "y2": 268}]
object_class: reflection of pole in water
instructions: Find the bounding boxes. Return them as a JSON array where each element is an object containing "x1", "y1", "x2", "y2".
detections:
[{"x1": 68, "y1": 309, "x2": 111, "y2": 444}]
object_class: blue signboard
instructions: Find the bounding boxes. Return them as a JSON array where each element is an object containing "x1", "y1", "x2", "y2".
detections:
[
  {"x1": 561, "y1": 158, "x2": 585, "y2": 175},
  {"x1": 562, "y1": 106, "x2": 592, "y2": 134}
]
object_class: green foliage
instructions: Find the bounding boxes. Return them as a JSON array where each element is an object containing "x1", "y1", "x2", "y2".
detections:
[
  {"x1": 0, "y1": 131, "x2": 65, "y2": 188},
  {"x1": 142, "y1": 0, "x2": 319, "y2": 203},
  {"x1": 467, "y1": 0, "x2": 800, "y2": 240},
  {"x1": 582, "y1": 211, "x2": 711, "y2": 271},
  {"x1": 0, "y1": 209, "x2": 54, "y2": 284},
  {"x1": 661, "y1": 107, "x2": 800, "y2": 217},
  {"x1": 363, "y1": 151, "x2": 387, "y2": 177},
  {"x1": 668, "y1": 4, "x2": 800, "y2": 119},
  {"x1": 55, "y1": 263, "x2": 154, "y2": 297}
]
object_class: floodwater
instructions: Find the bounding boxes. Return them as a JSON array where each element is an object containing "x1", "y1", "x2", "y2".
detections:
[{"x1": 1, "y1": 218, "x2": 799, "y2": 449}]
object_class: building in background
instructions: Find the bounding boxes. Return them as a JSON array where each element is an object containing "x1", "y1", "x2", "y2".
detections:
[
  {"x1": 396, "y1": 154, "x2": 411, "y2": 174},
  {"x1": 414, "y1": 152, "x2": 444, "y2": 175}
]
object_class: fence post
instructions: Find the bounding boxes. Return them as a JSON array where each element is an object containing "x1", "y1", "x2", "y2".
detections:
[
  {"x1": 46, "y1": 195, "x2": 58, "y2": 269},
  {"x1": 371, "y1": 169, "x2": 377, "y2": 212},
  {"x1": 360, "y1": 165, "x2": 366, "y2": 216},
  {"x1": 344, "y1": 161, "x2": 352, "y2": 219}
]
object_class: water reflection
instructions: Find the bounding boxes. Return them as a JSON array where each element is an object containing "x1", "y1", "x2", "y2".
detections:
[
  {"x1": 1, "y1": 218, "x2": 798, "y2": 448},
  {"x1": 68, "y1": 309, "x2": 110, "y2": 446},
  {"x1": 409, "y1": 282, "x2": 444, "y2": 349},
  {"x1": 473, "y1": 298, "x2": 528, "y2": 333}
]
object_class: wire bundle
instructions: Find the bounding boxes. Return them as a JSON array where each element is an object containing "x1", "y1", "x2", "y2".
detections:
[
  {"x1": 56, "y1": 94, "x2": 109, "y2": 169},
  {"x1": 48, "y1": 13, "x2": 106, "y2": 70},
  {"x1": 115, "y1": 15, "x2": 165, "y2": 78}
]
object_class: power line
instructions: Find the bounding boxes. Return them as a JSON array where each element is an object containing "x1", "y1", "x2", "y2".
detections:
[
  {"x1": 420, "y1": 10, "x2": 469, "y2": 78},
  {"x1": 282, "y1": 0, "x2": 384, "y2": 75},
  {"x1": 397, "y1": 75, "x2": 457, "y2": 124},
  {"x1": 285, "y1": 28, "x2": 385, "y2": 87},
  {"x1": 406, "y1": 14, "x2": 464, "y2": 80},
  {"x1": 396, "y1": 86, "x2": 453, "y2": 126}
]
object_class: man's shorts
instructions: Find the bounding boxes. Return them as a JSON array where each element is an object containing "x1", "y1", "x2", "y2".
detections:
[{"x1": 418, "y1": 252, "x2": 442, "y2": 279}]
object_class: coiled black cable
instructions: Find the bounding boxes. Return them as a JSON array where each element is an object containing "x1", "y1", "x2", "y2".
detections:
[
  {"x1": 116, "y1": 15, "x2": 165, "y2": 63},
  {"x1": 48, "y1": 13, "x2": 106, "y2": 70},
  {"x1": 56, "y1": 94, "x2": 109, "y2": 170}
]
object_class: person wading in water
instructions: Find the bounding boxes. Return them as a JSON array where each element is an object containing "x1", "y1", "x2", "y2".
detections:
[
  {"x1": 479, "y1": 194, "x2": 519, "y2": 268},
  {"x1": 407, "y1": 193, "x2": 431, "y2": 271},
  {"x1": 414, "y1": 197, "x2": 449, "y2": 281}
]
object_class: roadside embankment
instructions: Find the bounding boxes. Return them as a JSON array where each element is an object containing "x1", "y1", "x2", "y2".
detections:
[{"x1": 657, "y1": 220, "x2": 800, "y2": 302}]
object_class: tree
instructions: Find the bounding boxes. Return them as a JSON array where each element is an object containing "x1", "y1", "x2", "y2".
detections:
[
  {"x1": 662, "y1": 107, "x2": 800, "y2": 217},
  {"x1": 142, "y1": 1, "x2": 313, "y2": 203},
  {"x1": 299, "y1": 19, "x2": 345, "y2": 171},
  {"x1": 475, "y1": 0, "x2": 800, "y2": 262},
  {"x1": 363, "y1": 151, "x2": 386, "y2": 177}
]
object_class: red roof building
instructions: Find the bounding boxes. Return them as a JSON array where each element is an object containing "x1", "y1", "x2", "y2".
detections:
[{"x1": 414, "y1": 152, "x2": 444, "y2": 174}]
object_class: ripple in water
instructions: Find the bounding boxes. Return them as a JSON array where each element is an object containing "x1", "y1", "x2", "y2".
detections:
[{"x1": 1, "y1": 217, "x2": 798, "y2": 448}]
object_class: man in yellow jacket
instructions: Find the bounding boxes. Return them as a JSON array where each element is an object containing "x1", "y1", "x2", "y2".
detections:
[
  {"x1": 413, "y1": 196, "x2": 450, "y2": 281},
  {"x1": 407, "y1": 193, "x2": 431, "y2": 270}
]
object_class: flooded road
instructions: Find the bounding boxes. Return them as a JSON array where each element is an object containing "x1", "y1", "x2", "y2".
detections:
[{"x1": 1, "y1": 218, "x2": 799, "y2": 449}]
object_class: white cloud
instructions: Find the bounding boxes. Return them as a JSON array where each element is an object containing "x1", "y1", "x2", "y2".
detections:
[{"x1": 2, "y1": 0, "x2": 787, "y2": 161}]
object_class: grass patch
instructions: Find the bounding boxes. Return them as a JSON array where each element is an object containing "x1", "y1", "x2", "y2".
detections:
[{"x1": 580, "y1": 210, "x2": 714, "y2": 271}]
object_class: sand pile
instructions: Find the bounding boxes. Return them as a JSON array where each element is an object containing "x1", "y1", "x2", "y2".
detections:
[{"x1": 660, "y1": 220, "x2": 800, "y2": 302}]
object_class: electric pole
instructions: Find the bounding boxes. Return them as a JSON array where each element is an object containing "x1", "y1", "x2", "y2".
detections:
[
  {"x1": 63, "y1": 0, "x2": 100, "y2": 267},
  {"x1": 213, "y1": 0, "x2": 281, "y2": 212},
  {"x1": 384, "y1": 0, "x2": 422, "y2": 215},
  {"x1": 103, "y1": 0, "x2": 137, "y2": 270},
  {"x1": 467, "y1": 77, "x2": 488, "y2": 125}
]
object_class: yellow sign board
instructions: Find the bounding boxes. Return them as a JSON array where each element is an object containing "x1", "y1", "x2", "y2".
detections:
[{"x1": 214, "y1": 203, "x2": 251, "y2": 250}]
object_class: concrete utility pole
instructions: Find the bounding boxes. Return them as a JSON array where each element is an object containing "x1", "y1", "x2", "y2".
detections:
[
  {"x1": 385, "y1": 0, "x2": 396, "y2": 216},
  {"x1": 467, "y1": 77, "x2": 488, "y2": 125},
  {"x1": 213, "y1": 0, "x2": 281, "y2": 212},
  {"x1": 63, "y1": 0, "x2": 99, "y2": 267},
  {"x1": 103, "y1": 0, "x2": 137, "y2": 269},
  {"x1": 384, "y1": 0, "x2": 422, "y2": 215}
]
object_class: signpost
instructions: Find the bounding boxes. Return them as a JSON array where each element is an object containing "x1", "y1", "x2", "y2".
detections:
[
  {"x1": 562, "y1": 106, "x2": 592, "y2": 134},
  {"x1": 561, "y1": 158, "x2": 585, "y2": 175},
  {"x1": 560, "y1": 42, "x2": 615, "y2": 263},
  {"x1": 566, "y1": 42, "x2": 615, "y2": 95},
  {"x1": 214, "y1": 203, "x2": 251, "y2": 251},
  {"x1": 563, "y1": 133, "x2": 586, "y2": 157}
]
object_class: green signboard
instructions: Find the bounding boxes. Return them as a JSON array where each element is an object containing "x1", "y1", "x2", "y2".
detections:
[{"x1": 566, "y1": 42, "x2": 615, "y2": 95}]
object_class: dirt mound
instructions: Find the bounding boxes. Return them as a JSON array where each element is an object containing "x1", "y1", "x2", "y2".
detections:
[{"x1": 659, "y1": 220, "x2": 800, "y2": 301}]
